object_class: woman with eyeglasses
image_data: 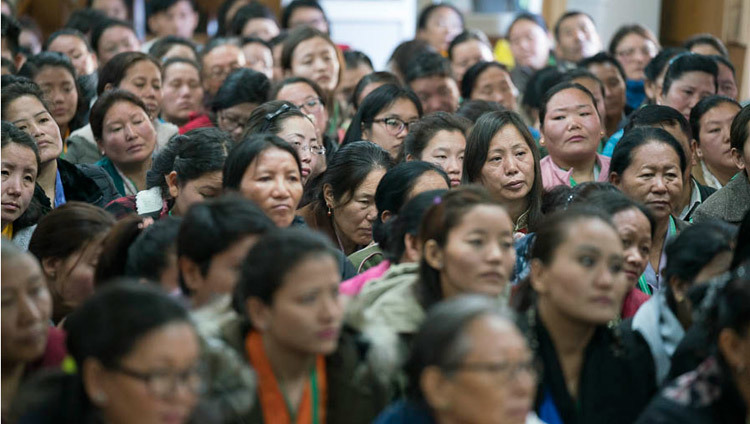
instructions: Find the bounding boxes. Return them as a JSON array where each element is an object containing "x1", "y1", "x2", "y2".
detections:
[
  {"x1": 10, "y1": 283, "x2": 203, "y2": 424},
  {"x1": 213, "y1": 68, "x2": 271, "y2": 143},
  {"x1": 374, "y1": 295, "x2": 540, "y2": 424},
  {"x1": 244, "y1": 100, "x2": 326, "y2": 185},
  {"x1": 342, "y1": 84, "x2": 423, "y2": 159}
]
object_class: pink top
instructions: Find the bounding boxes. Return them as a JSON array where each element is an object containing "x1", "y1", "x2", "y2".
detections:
[
  {"x1": 340, "y1": 260, "x2": 391, "y2": 296},
  {"x1": 540, "y1": 154, "x2": 611, "y2": 190}
]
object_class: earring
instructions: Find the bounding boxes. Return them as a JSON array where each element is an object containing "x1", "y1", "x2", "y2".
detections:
[
  {"x1": 92, "y1": 392, "x2": 109, "y2": 405},
  {"x1": 600, "y1": 131, "x2": 605, "y2": 137},
  {"x1": 326, "y1": 205, "x2": 332, "y2": 217},
  {"x1": 539, "y1": 138, "x2": 545, "y2": 146}
]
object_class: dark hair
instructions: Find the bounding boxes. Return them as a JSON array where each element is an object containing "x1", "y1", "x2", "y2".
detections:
[
  {"x1": 712, "y1": 54, "x2": 736, "y2": 78},
  {"x1": 507, "y1": 12, "x2": 548, "y2": 38},
  {"x1": 416, "y1": 2, "x2": 463, "y2": 31},
  {"x1": 405, "y1": 50, "x2": 453, "y2": 84},
  {"x1": 234, "y1": 227, "x2": 338, "y2": 315},
  {"x1": 610, "y1": 127, "x2": 688, "y2": 176},
  {"x1": 342, "y1": 84, "x2": 422, "y2": 145},
  {"x1": 732, "y1": 211, "x2": 750, "y2": 269},
  {"x1": 662, "y1": 53, "x2": 718, "y2": 96},
  {"x1": 521, "y1": 66, "x2": 565, "y2": 112},
  {"x1": 94, "y1": 216, "x2": 144, "y2": 286},
  {"x1": 690, "y1": 95, "x2": 741, "y2": 146},
  {"x1": 585, "y1": 190, "x2": 656, "y2": 238},
  {"x1": 464, "y1": 110, "x2": 543, "y2": 232},
  {"x1": 178, "y1": 194, "x2": 275, "y2": 295},
  {"x1": 280, "y1": 26, "x2": 338, "y2": 73},
  {"x1": 269, "y1": 75, "x2": 327, "y2": 106},
  {"x1": 89, "y1": 89, "x2": 150, "y2": 141},
  {"x1": 388, "y1": 39, "x2": 436, "y2": 80},
  {"x1": 343, "y1": 49, "x2": 373, "y2": 70},
  {"x1": 663, "y1": 221, "x2": 735, "y2": 284},
  {"x1": 373, "y1": 161, "x2": 449, "y2": 244},
  {"x1": 563, "y1": 68, "x2": 605, "y2": 99},
  {"x1": 579, "y1": 52, "x2": 627, "y2": 85},
  {"x1": 64, "y1": 9, "x2": 109, "y2": 34},
  {"x1": 460, "y1": 61, "x2": 511, "y2": 100},
  {"x1": 90, "y1": 19, "x2": 136, "y2": 58},
  {"x1": 223, "y1": 133, "x2": 302, "y2": 190},
  {"x1": 447, "y1": 29, "x2": 491, "y2": 61},
  {"x1": 405, "y1": 295, "x2": 514, "y2": 402},
  {"x1": 316, "y1": 140, "x2": 393, "y2": 205},
  {"x1": 281, "y1": 0, "x2": 328, "y2": 30},
  {"x1": 643, "y1": 47, "x2": 686, "y2": 82},
  {"x1": 1, "y1": 79, "x2": 50, "y2": 117},
  {"x1": 381, "y1": 188, "x2": 448, "y2": 264},
  {"x1": 243, "y1": 100, "x2": 309, "y2": 137},
  {"x1": 608, "y1": 24, "x2": 659, "y2": 56},
  {"x1": 553, "y1": 11, "x2": 595, "y2": 41},
  {"x1": 230, "y1": 2, "x2": 277, "y2": 36},
  {"x1": 531, "y1": 206, "x2": 614, "y2": 267},
  {"x1": 211, "y1": 68, "x2": 270, "y2": 112},
  {"x1": 1, "y1": 56, "x2": 16, "y2": 74},
  {"x1": 241, "y1": 35, "x2": 272, "y2": 51},
  {"x1": 44, "y1": 28, "x2": 93, "y2": 53},
  {"x1": 146, "y1": 127, "x2": 231, "y2": 194},
  {"x1": 216, "y1": 0, "x2": 245, "y2": 36},
  {"x1": 147, "y1": 0, "x2": 196, "y2": 17},
  {"x1": 730, "y1": 104, "x2": 750, "y2": 153},
  {"x1": 455, "y1": 99, "x2": 505, "y2": 123},
  {"x1": 683, "y1": 33, "x2": 729, "y2": 58},
  {"x1": 403, "y1": 111, "x2": 470, "y2": 159},
  {"x1": 148, "y1": 35, "x2": 198, "y2": 61},
  {"x1": 624, "y1": 104, "x2": 693, "y2": 139},
  {"x1": 97, "y1": 51, "x2": 161, "y2": 96},
  {"x1": 417, "y1": 185, "x2": 504, "y2": 308},
  {"x1": 1, "y1": 120, "x2": 41, "y2": 172},
  {"x1": 124, "y1": 216, "x2": 182, "y2": 283},
  {"x1": 350, "y1": 71, "x2": 401, "y2": 110},
  {"x1": 538, "y1": 81, "x2": 598, "y2": 129},
  {"x1": 67, "y1": 283, "x2": 192, "y2": 368},
  {"x1": 1, "y1": 13, "x2": 20, "y2": 56}
]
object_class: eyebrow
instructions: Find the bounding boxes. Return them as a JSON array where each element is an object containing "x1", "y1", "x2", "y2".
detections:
[{"x1": 550, "y1": 103, "x2": 592, "y2": 113}]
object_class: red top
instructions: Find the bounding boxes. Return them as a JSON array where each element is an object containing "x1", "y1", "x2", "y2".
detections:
[
  {"x1": 621, "y1": 288, "x2": 650, "y2": 319},
  {"x1": 179, "y1": 112, "x2": 213, "y2": 134},
  {"x1": 26, "y1": 327, "x2": 67, "y2": 375}
]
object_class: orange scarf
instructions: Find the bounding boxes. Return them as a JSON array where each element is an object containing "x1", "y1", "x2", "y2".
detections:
[{"x1": 245, "y1": 331, "x2": 327, "y2": 424}]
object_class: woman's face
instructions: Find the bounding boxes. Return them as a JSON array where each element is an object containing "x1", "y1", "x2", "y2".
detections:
[
  {"x1": 508, "y1": 19, "x2": 551, "y2": 70},
  {"x1": 47, "y1": 34, "x2": 98, "y2": 77},
  {"x1": 275, "y1": 82, "x2": 329, "y2": 140},
  {"x1": 479, "y1": 124, "x2": 535, "y2": 205},
  {"x1": 290, "y1": 36, "x2": 340, "y2": 93},
  {"x1": 99, "y1": 101, "x2": 157, "y2": 168},
  {"x1": 541, "y1": 88, "x2": 602, "y2": 167},
  {"x1": 470, "y1": 66, "x2": 517, "y2": 111},
  {"x1": 416, "y1": 129, "x2": 465, "y2": 187},
  {"x1": 451, "y1": 39, "x2": 493, "y2": 85},
  {"x1": 161, "y1": 63, "x2": 204, "y2": 125},
  {"x1": 432, "y1": 316, "x2": 536, "y2": 424},
  {"x1": 419, "y1": 6, "x2": 463, "y2": 52},
  {"x1": 613, "y1": 33, "x2": 658, "y2": 81},
  {"x1": 254, "y1": 254, "x2": 343, "y2": 356},
  {"x1": 276, "y1": 116, "x2": 321, "y2": 185},
  {"x1": 6, "y1": 95, "x2": 63, "y2": 165},
  {"x1": 91, "y1": 322, "x2": 201, "y2": 424},
  {"x1": 432, "y1": 204, "x2": 515, "y2": 299},
  {"x1": 34, "y1": 66, "x2": 78, "y2": 131},
  {"x1": 1, "y1": 144, "x2": 37, "y2": 227},
  {"x1": 587, "y1": 62, "x2": 626, "y2": 121},
  {"x1": 531, "y1": 218, "x2": 628, "y2": 325},
  {"x1": 97, "y1": 26, "x2": 140, "y2": 66},
  {"x1": 118, "y1": 60, "x2": 163, "y2": 120},
  {"x1": 239, "y1": 147, "x2": 303, "y2": 228},
  {"x1": 658, "y1": 71, "x2": 716, "y2": 121},
  {"x1": 46, "y1": 237, "x2": 105, "y2": 320},
  {"x1": 168, "y1": 170, "x2": 223, "y2": 217},
  {"x1": 612, "y1": 142, "x2": 683, "y2": 222},
  {"x1": 328, "y1": 168, "x2": 386, "y2": 247},
  {"x1": 611, "y1": 208, "x2": 652, "y2": 286},
  {"x1": 217, "y1": 102, "x2": 257, "y2": 143},
  {"x1": 362, "y1": 98, "x2": 420, "y2": 159},
  {"x1": 697, "y1": 102, "x2": 741, "y2": 179},
  {"x1": 1, "y1": 252, "x2": 52, "y2": 365},
  {"x1": 242, "y1": 42, "x2": 274, "y2": 80}
]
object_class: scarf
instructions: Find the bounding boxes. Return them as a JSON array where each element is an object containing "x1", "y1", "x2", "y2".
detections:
[{"x1": 245, "y1": 331, "x2": 327, "y2": 424}]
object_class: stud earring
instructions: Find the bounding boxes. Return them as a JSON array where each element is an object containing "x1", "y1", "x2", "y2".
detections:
[{"x1": 326, "y1": 205, "x2": 332, "y2": 217}]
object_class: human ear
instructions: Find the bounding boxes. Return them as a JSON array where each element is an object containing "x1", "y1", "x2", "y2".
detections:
[
  {"x1": 420, "y1": 366, "x2": 453, "y2": 412},
  {"x1": 380, "y1": 210, "x2": 392, "y2": 223},
  {"x1": 82, "y1": 358, "x2": 110, "y2": 407},
  {"x1": 718, "y1": 328, "x2": 747, "y2": 373},
  {"x1": 423, "y1": 239, "x2": 444, "y2": 270},
  {"x1": 403, "y1": 233, "x2": 421, "y2": 263},
  {"x1": 41, "y1": 257, "x2": 63, "y2": 281},
  {"x1": 731, "y1": 147, "x2": 746, "y2": 170},
  {"x1": 323, "y1": 183, "x2": 335, "y2": 209},
  {"x1": 178, "y1": 256, "x2": 205, "y2": 295},
  {"x1": 609, "y1": 172, "x2": 621, "y2": 187},
  {"x1": 246, "y1": 297, "x2": 271, "y2": 331},
  {"x1": 529, "y1": 258, "x2": 548, "y2": 295},
  {"x1": 165, "y1": 171, "x2": 180, "y2": 199}
]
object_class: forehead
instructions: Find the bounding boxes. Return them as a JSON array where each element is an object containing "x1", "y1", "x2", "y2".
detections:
[
  {"x1": 101, "y1": 25, "x2": 135, "y2": 40},
  {"x1": 411, "y1": 75, "x2": 453, "y2": 90},
  {"x1": 427, "y1": 129, "x2": 465, "y2": 147},
  {"x1": 35, "y1": 65, "x2": 75, "y2": 81},
  {"x1": 452, "y1": 204, "x2": 512, "y2": 233},
  {"x1": 104, "y1": 100, "x2": 146, "y2": 120},
  {"x1": 489, "y1": 124, "x2": 527, "y2": 149},
  {"x1": 465, "y1": 315, "x2": 527, "y2": 355},
  {"x1": 250, "y1": 146, "x2": 298, "y2": 169},
  {"x1": 290, "y1": 6, "x2": 325, "y2": 21},
  {"x1": 353, "y1": 168, "x2": 386, "y2": 193},
  {"x1": 124, "y1": 60, "x2": 160, "y2": 77},
  {"x1": 559, "y1": 14, "x2": 594, "y2": 31},
  {"x1": 204, "y1": 44, "x2": 242, "y2": 63},
  {"x1": 2, "y1": 142, "x2": 38, "y2": 166},
  {"x1": 295, "y1": 37, "x2": 334, "y2": 54},
  {"x1": 277, "y1": 82, "x2": 316, "y2": 100},
  {"x1": 164, "y1": 62, "x2": 200, "y2": 78},
  {"x1": 631, "y1": 141, "x2": 681, "y2": 165},
  {"x1": 279, "y1": 115, "x2": 316, "y2": 134},
  {"x1": 548, "y1": 87, "x2": 593, "y2": 107},
  {"x1": 8, "y1": 95, "x2": 46, "y2": 116},
  {"x1": 49, "y1": 34, "x2": 86, "y2": 50},
  {"x1": 510, "y1": 18, "x2": 544, "y2": 37},
  {"x1": 612, "y1": 207, "x2": 651, "y2": 232},
  {"x1": 672, "y1": 70, "x2": 715, "y2": 87},
  {"x1": 426, "y1": 6, "x2": 461, "y2": 23}
]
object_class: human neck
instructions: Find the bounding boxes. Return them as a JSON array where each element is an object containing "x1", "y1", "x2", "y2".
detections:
[
  {"x1": 676, "y1": 176, "x2": 693, "y2": 213},
  {"x1": 554, "y1": 154, "x2": 597, "y2": 183},
  {"x1": 650, "y1": 216, "x2": 670, "y2": 271},
  {"x1": 58, "y1": 123, "x2": 69, "y2": 139},
  {"x1": 116, "y1": 159, "x2": 151, "y2": 192},
  {"x1": 37, "y1": 159, "x2": 58, "y2": 204},
  {"x1": 332, "y1": 218, "x2": 357, "y2": 255},
  {"x1": 1, "y1": 362, "x2": 25, "y2": 416},
  {"x1": 262, "y1": 333, "x2": 316, "y2": 386},
  {"x1": 706, "y1": 161, "x2": 737, "y2": 186},
  {"x1": 505, "y1": 196, "x2": 530, "y2": 228},
  {"x1": 605, "y1": 114, "x2": 621, "y2": 137}
]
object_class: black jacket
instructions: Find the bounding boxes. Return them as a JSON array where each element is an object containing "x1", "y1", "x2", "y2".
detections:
[{"x1": 57, "y1": 159, "x2": 119, "y2": 208}]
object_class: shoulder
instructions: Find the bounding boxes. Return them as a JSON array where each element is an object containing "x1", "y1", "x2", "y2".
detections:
[{"x1": 694, "y1": 173, "x2": 750, "y2": 223}]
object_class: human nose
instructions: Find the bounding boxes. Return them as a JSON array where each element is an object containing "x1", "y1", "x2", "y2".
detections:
[
  {"x1": 299, "y1": 147, "x2": 312, "y2": 163},
  {"x1": 5, "y1": 174, "x2": 22, "y2": 196},
  {"x1": 446, "y1": 156, "x2": 461, "y2": 175},
  {"x1": 123, "y1": 123, "x2": 137, "y2": 140},
  {"x1": 17, "y1": 291, "x2": 44, "y2": 325},
  {"x1": 271, "y1": 176, "x2": 291, "y2": 199},
  {"x1": 26, "y1": 121, "x2": 44, "y2": 140},
  {"x1": 365, "y1": 203, "x2": 378, "y2": 222},
  {"x1": 504, "y1": 156, "x2": 520, "y2": 175},
  {"x1": 319, "y1": 290, "x2": 342, "y2": 322},
  {"x1": 651, "y1": 174, "x2": 668, "y2": 193}
]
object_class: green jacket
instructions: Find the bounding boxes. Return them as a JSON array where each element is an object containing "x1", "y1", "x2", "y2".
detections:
[{"x1": 347, "y1": 243, "x2": 384, "y2": 274}]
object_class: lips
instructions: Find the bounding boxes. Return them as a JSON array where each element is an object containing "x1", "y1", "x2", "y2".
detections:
[
  {"x1": 317, "y1": 327, "x2": 339, "y2": 340},
  {"x1": 2, "y1": 202, "x2": 20, "y2": 212},
  {"x1": 450, "y1": 178, "x2": 461, "y2": 187},
  {"x1": 591, "y1": 296, "x2": 614, "y2": 306},
  {"x1": 647, "y1": 200, "x2": 671, "y2": 211},
  {"x1": 127, "y1": 144, "x2": 145, "y2": 154},
  {"x1": 566, "y1": 134, "x2": 585, "y2": 142},
  {"x1": 301, "y1": 167, "x2": 311, "y2": 177},
  {"x1": 624, "y1": 269, "x2": 640, "y2": 282},
  {"x1": 504, "y1": 180, "x2": 525, "y2": 190}
]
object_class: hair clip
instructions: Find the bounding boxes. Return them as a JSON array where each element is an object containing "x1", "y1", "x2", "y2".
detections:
[
  {"x1": 433, "y1": 196, "x2": 442, "y2": 205},
  {"x1": 667, "y1": 51, "x2": 694, "y2": 67},
  {"x1": 265, "y1": 103, "x2": 292, "y2": 122}
]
